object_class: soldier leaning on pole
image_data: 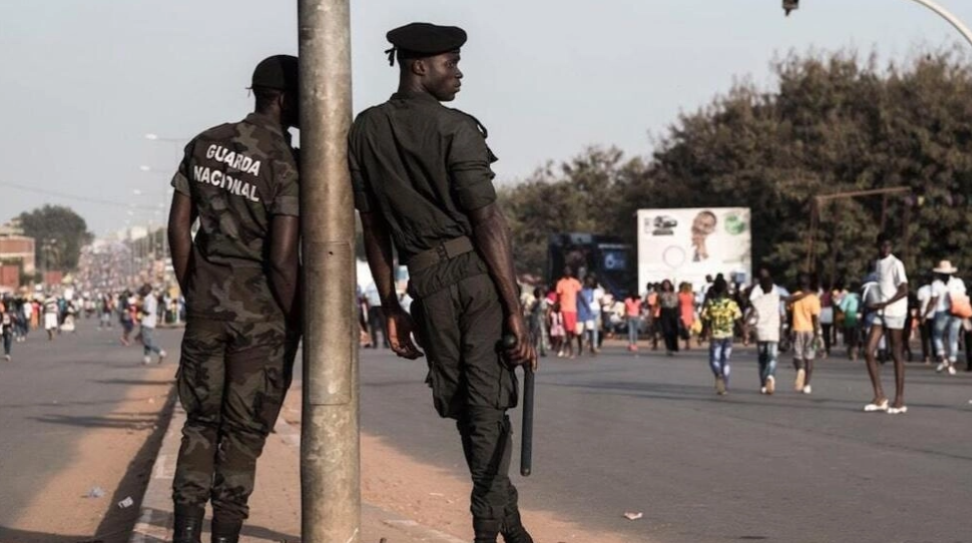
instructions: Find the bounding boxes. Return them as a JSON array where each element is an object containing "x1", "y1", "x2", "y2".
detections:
[
  {"x1": 349, "y1": 23, "x2": 538, "y2": 543},
  {"x1": 167, "y1": 55, "x2": 301, "y2": 543}
]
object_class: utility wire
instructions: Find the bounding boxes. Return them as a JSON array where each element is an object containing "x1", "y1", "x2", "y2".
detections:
[{"x1": 0, "y1": 181, "x2": 163, "y2": 211}]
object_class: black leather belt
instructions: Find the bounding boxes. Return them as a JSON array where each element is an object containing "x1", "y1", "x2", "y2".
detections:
[{"x1": 406, "y1": 236, "x2": 475, "y2": 274}]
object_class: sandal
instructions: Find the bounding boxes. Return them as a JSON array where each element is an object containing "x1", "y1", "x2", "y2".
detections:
[{"x1": 863, "y1": 400, "x2": 889, "y2": 412}]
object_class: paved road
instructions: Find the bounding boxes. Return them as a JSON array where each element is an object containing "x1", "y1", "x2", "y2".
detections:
[
  {"x1": 0, "y1": 318, "x2": 182, "y2": 533},
  {"x1": 358, "y1": 343, "x2": 972, "y2": 543}
]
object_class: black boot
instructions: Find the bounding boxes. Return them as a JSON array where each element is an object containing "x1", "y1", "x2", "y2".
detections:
[
  {"x1": 173, "y1": 505, "x2": 204, "y2": 543},
  {"x1": 211, "y1": 520, "x2": 243, "y2": 543},
  {"x1": 473, "y1": 518, "x2": 501, "y2": 543},
  {"x1": 501, "y1": 511, "x2": 534, "y2": 543}
]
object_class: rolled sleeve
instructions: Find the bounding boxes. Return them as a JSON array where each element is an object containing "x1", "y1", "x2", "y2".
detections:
[
  {"x1": 348, "y1": 148, "x2": 375, "y2": 213},
  {"x1": 895, "y1": 260, "x2": 908, "y2": 287},
  {"x1": 270, "y1": 155, "x2": 300, "y2": 217},
  {"x1": 448, "y1": 120, "x2": 497, "y2": 212},
  {"x1": 170, "y1": 142, "x2": 193, "y2": 197}
]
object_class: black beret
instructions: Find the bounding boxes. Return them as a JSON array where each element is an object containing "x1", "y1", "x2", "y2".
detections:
[
  {"x1": 385, "y1": 23, "x2": 467, "y2": 65},
  {"x1": 251, "y1": 55, "x2": 299, "y2": 91}
]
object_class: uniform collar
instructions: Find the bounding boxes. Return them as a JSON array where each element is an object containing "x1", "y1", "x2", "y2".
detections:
[
  {"x1": 390, "y1": 90, "x2": 441, "y2": 105},
  {"x1": 243, "y1": 113, "x2": 291, "y2": 143}
]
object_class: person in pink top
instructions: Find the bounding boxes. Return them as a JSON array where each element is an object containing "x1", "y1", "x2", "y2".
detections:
[
  {"x1": 556, "y1": 267, "x2": 583, "y2": 358},
  {"x1": 624, "y1": 291, "x2": 644, "y2": 352}
]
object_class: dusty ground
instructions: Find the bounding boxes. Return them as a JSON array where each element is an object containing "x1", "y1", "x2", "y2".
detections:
[
  {"x1": 8, "y1": 365, "x2": 175, "y2": 543},
  {"x1": 282, "y1": 385, "x2": 632, "y2": 543}
]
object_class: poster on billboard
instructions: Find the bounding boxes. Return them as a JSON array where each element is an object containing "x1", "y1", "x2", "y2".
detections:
[{"x1": 636, "y1": 207, "x2": 752, "y2": 292}]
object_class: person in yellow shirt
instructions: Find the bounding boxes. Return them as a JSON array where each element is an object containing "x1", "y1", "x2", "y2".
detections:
[{"x1": 790, "y1": 273, "x2": 822, "y2": 394}]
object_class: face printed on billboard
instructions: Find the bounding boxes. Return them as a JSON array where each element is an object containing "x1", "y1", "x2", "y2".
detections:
[{"x1": 637, "y1": 208, "x2": 752, "y2": 291}]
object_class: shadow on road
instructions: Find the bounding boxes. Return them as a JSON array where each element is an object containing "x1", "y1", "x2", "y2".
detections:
[
  {"x1": 549, "y1": 379, "x2": 972, "y2": 414},
  {"x1": 0, "y1": 525, "x2": 106, "y2": 543},
  {"x1": 94, "y1": 388, "x2": 178, "y2": 543},
  {"x1": 30, "y1": 413, "x2": 161, "y2": 431},
  {"x1": 92, "y1": 379, "x2": 176, "y2": 387},
  {"x1": 134, "y1": 507, "x2": 299, "y2": 543}
]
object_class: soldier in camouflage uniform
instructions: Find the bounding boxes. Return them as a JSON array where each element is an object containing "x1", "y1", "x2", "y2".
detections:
[
  {"x1": 350, "y1": 24, "x2": 537, "y2": 543},
  {"x1": 166, "y1": 55, "x2": 301, "y2": 543}
]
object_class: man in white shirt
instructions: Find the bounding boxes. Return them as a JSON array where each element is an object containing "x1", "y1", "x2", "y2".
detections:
[
  {"x1": 916, "y1": 277, "x2": 937, "y2": 363},
  {"x1": 138, "y1": 284, "x2": 166, "y2": 365},
  {"x1": 43, "y1": 294, "x2": 60, "y2": 341},
  {"x1": 863, "y1": 234, "x2": 909, "y2": 414},
  {"x1": 749, "y1": 273, "x2": 781, "y2": 394}
]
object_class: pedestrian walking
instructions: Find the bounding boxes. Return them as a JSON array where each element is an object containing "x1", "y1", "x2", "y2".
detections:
[
  {"x1": 1, "y1": 299, "x2": 13, "y2": 361},
  {"x1": 701, "y1": 277, "x2": 742, "y2": 395},
  {"x1": 658, "y1": 279, "x2": 680, "y2": 355},
  {"x1": 916, "y1": 276, "x2": 937, "y2": 363},
  {"x1": 556, "y1": 267, "x2": 583, "y2": 359},
  {"x1": 624, "y1": 291, "x2": 643, "y2": 352},
  {"x1": 137, "y1": 284, "x2": 166, "y2": 365},
  {"x1": 927, "y1": 260, "x2": 967, "y2": 375},
  {"x1": 820, "y1": 286, "x2": 834, "y2": 358},
  {"x1": 749, "y1": 273, "x2": 781, "y2": 394},
  {"x1": 549, "y1": 302, "x2": 566, "y2": 356},
  {"x1": 645, "y1": 283, "x2": 661, "y2": 350},
  {"x1": 790, "y1": 274, "x2": 822, "y2": 394},
  {"x1": 349, "y1": 24, "x2": 536, "y2": 543},
  {"x1": 42, "y1": 293, "x2": 59, "y2": 341},
  {"x1": 678, "y1": 282, "x2": 695, "y2": 351},
  {"x1": 863, "y1": 234, "x2": 910, "y2": 414},
  {"x1": 578, "y1": 276, "x2": 597, "y2": 356},
  {"x1": 839, "y1": 282, "x2": 862, "y2": 360},
  {"x1": 119, "y1": 290, "x2": 135, "y2": 346},
  {"x1": 527, "y1": 287, "x2": 548, "y2": 357},
  {"x1": 18, "y1": 296, "x2": 31, "y2": 341},
  {"x1": 167, "y1": 55, "x2": 302, "y2": 543},
  {"x1": 587, "y1": 275, "x2": 605, "y2": 353},
  {"x1": 99, "y1": 292, "x2": 114, "y2": 329},
  {"x1": 364, "y1": 284, "x2": 389, "y2": 349}
]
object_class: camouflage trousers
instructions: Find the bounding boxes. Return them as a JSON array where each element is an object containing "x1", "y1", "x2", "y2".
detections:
[{"x1": 172, "y1": 317, "x2": 298, "y2": 523}]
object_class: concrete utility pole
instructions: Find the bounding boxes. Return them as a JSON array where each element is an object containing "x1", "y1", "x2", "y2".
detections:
[{"x1": 297, "y1": 1, "x2": 360, "y2": 542}]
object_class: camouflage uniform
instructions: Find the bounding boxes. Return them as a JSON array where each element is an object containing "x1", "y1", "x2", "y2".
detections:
[
  {"x1": 349, "y1": 91, "x2": 524, "y2": 535},
  {"x1": 170, "y1": 113, "x2": 299, "y2": 524}
]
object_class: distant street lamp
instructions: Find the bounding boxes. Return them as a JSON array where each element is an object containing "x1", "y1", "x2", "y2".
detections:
[
  {"x1": 144, "y1": 133, "x2": 184, "y2": 143},
  {"x1": 784, "y1": 0, "x2": 972, "y2": 49}
]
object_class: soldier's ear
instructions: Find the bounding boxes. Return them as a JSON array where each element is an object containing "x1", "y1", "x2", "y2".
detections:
[{"x1": 410, "y1": 58, "x2": 428, "y2": 77}]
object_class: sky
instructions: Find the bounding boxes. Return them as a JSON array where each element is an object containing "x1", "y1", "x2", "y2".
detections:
[{"x1": 1, "y1": 0, "x2": 970, "y2": 236}]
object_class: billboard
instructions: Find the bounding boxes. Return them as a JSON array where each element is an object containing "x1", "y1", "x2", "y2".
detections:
[{"x1": 636, "y1": 207, "x2": 752, "y2": 292}]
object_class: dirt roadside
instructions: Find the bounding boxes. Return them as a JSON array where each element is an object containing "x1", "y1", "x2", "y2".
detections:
[
  {"x1": 281, "y1": 383, "x2": 633, "y2": 543},
  {"x1": 7, "y1": 365, "x2": 176, "y2": 543}
]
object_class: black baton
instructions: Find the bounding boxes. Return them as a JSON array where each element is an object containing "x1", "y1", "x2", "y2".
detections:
[
  {"x1": 502, "y1": 334, "x2": 534, "y2": 477},
  {"x1": 520, "y1": 365, "x2": 535, "y2": 476}
]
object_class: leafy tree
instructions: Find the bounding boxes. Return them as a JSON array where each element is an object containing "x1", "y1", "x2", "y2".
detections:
[
  {"x1": 502, "y1": 49, "x2": 972, "y2": 287},
  {"x1": 17, "y1": 205, "x2": 94, "y2": 272},
  {"x1": 500, "y1": 147, "x2": 646, "y2": 276}
]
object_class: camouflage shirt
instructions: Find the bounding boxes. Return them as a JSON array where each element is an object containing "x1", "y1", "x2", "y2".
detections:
[
  {"x1": 348, "y1": 91, "x2": 498, "y2": 263},
  {"x1": 171, "y1": 113, "x2": 299, "y2": 322}
]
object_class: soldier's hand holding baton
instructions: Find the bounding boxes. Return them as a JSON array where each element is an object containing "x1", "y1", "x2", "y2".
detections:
[{"x1": 502, "y1": 315, "x2": 537, "y2": 477}]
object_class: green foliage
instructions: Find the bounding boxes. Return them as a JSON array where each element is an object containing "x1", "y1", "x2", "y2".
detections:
[
  {"x1": 499, "y1": 148, "x2": 646, "y2": 276},
  {"x1": 17, "y1": 205, "x2": 94, "y2": 272},
  {"x1": 502, "y1": 49, "x2": 972, "y2": 286}
]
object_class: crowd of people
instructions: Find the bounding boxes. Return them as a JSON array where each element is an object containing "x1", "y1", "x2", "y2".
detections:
[
  {"x1": 0, "y1": 284, "x2": 182, "y2": 364},
  {"x1": 519, "y1": 234, "x2": 964, "y2": 412}
]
